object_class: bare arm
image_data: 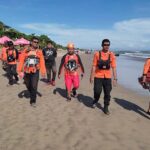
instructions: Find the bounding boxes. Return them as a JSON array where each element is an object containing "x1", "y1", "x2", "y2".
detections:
[
  {"x1": 143, "y1": 59, "x2": 150, "y2": 82},
  {"x1": 58, "y1": 55, "x2": 66, "y2": 76},
  {"x1": 77, "y1": 54, "x2": 85, "y2": 73},
  {"x1": 112, "y1": 67, "x2": 117, "y2": 80},
  {"x1": 90, "y1": 66, "x2": 96, "y2": 83},
  {"x1": 112, "y1": 67, "x2": 117, "y2": 86}
]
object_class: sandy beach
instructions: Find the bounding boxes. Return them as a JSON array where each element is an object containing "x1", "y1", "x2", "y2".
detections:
[{"x1": 0, "y1": 53, "x2": 149, "y2": 150}]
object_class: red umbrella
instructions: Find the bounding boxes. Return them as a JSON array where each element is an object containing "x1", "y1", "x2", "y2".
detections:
[
  {"x1": 0, "y1": 36, "x2": 13, "y2": 44},
  {"x1": 14, "y1": 38, "x2": 30, "y2": 45}
]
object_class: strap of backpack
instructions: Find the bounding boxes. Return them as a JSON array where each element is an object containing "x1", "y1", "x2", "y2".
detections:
[
  {"x1": 108, "y1": 53, "x2": 111, "y2": 62},
  {"x1": 99, "y1": 51, "x2": 101, "y2": 60}
]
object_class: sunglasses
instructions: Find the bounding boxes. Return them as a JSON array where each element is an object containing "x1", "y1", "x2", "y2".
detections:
[
  {"x1": 33, "y1": 41, "x2": 39, "y2": 44},
  {"x1": 103, "y1": 44, "x2": 110, "y2": 46}
]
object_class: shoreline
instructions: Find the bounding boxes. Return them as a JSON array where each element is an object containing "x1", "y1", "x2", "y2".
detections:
[
  {"x1": 118, "y1": 81, "x2": 149, "y2": 97},
  {"x1": 116, "y1": 55, "x2": 148, "y2": 96},
  {"x1": 112, "y1": 83, "x2": 149, "y2": 100}
]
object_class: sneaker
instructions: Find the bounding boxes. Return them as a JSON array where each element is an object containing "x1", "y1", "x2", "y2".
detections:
[
  {"x1": 30, "y1": 103, "x2": 36, "y2": 107},
  {"x1": 51, "y1": 80, "x2": 55, "y2": 86},
  {"x1": 67, "y1": 96, "x2": 71, "y2": 102},
  {"x1": 72, "y1": 88, "x2": 78, "y2": 98},
  {"x1": 16, "y1": 78, "x2": 21, "y2": 84},
  {"x1": 103, "y1": 105, "x2": 110, "y2": 115},
  {"x1": 92, "y1": 103, "x2": 97, "y2": 108},
  {"x1": 8, "y1": 81, "x2": 13, "y2": 86},
  {"x1": 7, "y1": 83, "x2": 13, "y2": 87},
  {"x1": 91, "y1": 100, "x2": 98, "y2": 108}
]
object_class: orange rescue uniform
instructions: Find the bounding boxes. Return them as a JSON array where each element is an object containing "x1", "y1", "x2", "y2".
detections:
[
  {"x1": 17, "y1": 48, "x2": 46, "y2": 75},
  {"x1": 2, "y1": 48, "x2": 18, "y2": 65},
  {"x1": 92, "y1": 51, "x2": 116, "y2": 78},
  {"x1": 143, "y1": 58, "x2": 150, "y2": 75}
]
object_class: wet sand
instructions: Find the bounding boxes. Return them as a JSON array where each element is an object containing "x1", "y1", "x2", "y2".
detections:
[{"x1": 0, "y1": 53, "x2": 149, "y2": 150}]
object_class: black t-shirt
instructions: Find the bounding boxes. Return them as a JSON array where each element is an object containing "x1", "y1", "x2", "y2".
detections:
[{"x1": 42, "y1": 47, "x2": 57, "y2": 64}]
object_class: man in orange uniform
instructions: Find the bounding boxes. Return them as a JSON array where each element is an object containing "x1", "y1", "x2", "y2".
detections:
[
  {"x1": 142, "y1": 58, "x2": 150, "y2": 115},
  {"x1": 0, "y1": 41, "x2": 8, "y2": 59},
  {"x1": 90, "y1": 39, "x2": 117, "y2": 115},
  {"x1": 0, "y1": 41, "x2": 9, "y2": 71},
  {"x1": 18, "y1": 37, "x2": 46, "y2": 107},
  {"x1": 3, "y1": 41, "x2": 19, "y2": 85},
  {"x1": 58, "y1": 43, "x2": 84, "y2": 101}
]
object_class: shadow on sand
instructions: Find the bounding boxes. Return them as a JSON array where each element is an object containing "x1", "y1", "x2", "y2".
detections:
[
  {"x1": 77, "y1": 94, "x2": 103, "y2": 111},
  {"x1": 53, "y1": 87, "x2": 67, "y2": 99},
  {"x1": 114, "y1": 98, "x2": 150, "y2": 119},
  {"x1": 18, "y1": 90, "x2": 42, "y2": 99}
]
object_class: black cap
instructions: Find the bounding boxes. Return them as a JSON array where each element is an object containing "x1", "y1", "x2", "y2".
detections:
[{"x1": 7, "y1": 41, "x2": 14, "y2": 47}]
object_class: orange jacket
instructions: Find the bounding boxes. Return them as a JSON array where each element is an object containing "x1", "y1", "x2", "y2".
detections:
[
  {"x1": 2, "y1": 48, "x2": 18, "y2": 65},
  {"x1": 17, "y1": 48, "x2": 46, "y2": 75},
  {"x1": 92, "y1": 50, "x2": 116, "y2": 78},
  {"x1": 143, "y1": 58, "x2": 150, "y2": 75},
  {"x1": 0, "y1": 47, "x2": 7, "y2": 61},
  {"x1": 18, "y1": 51, "x2": 23, "y2": 62}
]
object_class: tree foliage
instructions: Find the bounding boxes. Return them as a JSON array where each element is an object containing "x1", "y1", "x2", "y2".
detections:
[{"x1": 0, "y1": 21, "x2": 65, "y2": 49}]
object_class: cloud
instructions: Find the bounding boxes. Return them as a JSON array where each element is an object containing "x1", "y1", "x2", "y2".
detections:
[{"x1": 20, "y1": 18, "x2": 150, "y2": 50}]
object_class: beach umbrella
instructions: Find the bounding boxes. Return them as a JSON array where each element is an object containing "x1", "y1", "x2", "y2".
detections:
[
  {"x1": 0, "y1": 36, "x2": 13, "y2": 44},
  {"x1": 14, "y1": 38, "x2": 30, "y2": 45}
]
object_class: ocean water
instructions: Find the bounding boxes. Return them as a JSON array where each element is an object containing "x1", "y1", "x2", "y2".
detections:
[
  {"x1": 117, "y1": 54, "x2": 150, "y2": 96},
  {"x1": 122, "y1": 51, "x2": 150, "y2": 59}
]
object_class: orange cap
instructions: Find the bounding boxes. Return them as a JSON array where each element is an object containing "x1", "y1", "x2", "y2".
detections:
[{"x1": 67, "y1": 43, "x2": 74, "y2": 49}]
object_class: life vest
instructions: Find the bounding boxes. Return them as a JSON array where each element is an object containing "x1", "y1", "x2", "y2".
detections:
[
  {"x1": 138, "y1": 76, "x2": 150, "y2": 91},
  {"x1": 24, "y1": 50, "x2": 40, "y2": 73},
  {"x1": 64, "y1": 54, "x2": 79, "y2": 72},
  {"x1": 97, "y1": 51, "x2": 111, "y2": 70},
  {"x1": 6, "y1": 49, "x2": 17, "y2": 63},
  {"x1": 146, "y1": 67, "x2": 150, "y2": 82},
  {"x1": 138, "y1": 58, "x2": 150, "y2": 90}
]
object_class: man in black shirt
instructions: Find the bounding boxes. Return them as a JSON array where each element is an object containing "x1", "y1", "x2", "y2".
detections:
[{"x1": 43, "y1": 41, "x2": 57, "y2": 86}]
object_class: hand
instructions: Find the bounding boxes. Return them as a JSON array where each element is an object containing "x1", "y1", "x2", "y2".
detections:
[
  {"x1": 19, "y1": 72, "x2": 24, "y2": 79},
  {"x1": 90, "y1": 76, "x2": 94, "y2": 84},
  {"x1": 58, "y1": 74, "x2": 61, "y2": 79},
  {"x1": 142, "y1": 76, "x2": 146, "y2": 83},
  {"x1": 113, "y1": 79, "x2": 117, "y2": 87},
  {"x1": 81, "y1": 74, "x2": 84, "y2": 80}
]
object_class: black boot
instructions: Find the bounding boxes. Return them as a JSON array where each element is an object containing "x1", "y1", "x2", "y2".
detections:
[
  {"x1": 104, "y1": 105, "x2": 110, "y2": 115},
  {"x1": 9, "y1": 79, "x2": 13, "y2": 85},
  {"x1": 72, "y1": 88, "x2": 77, "y2": 97}
]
